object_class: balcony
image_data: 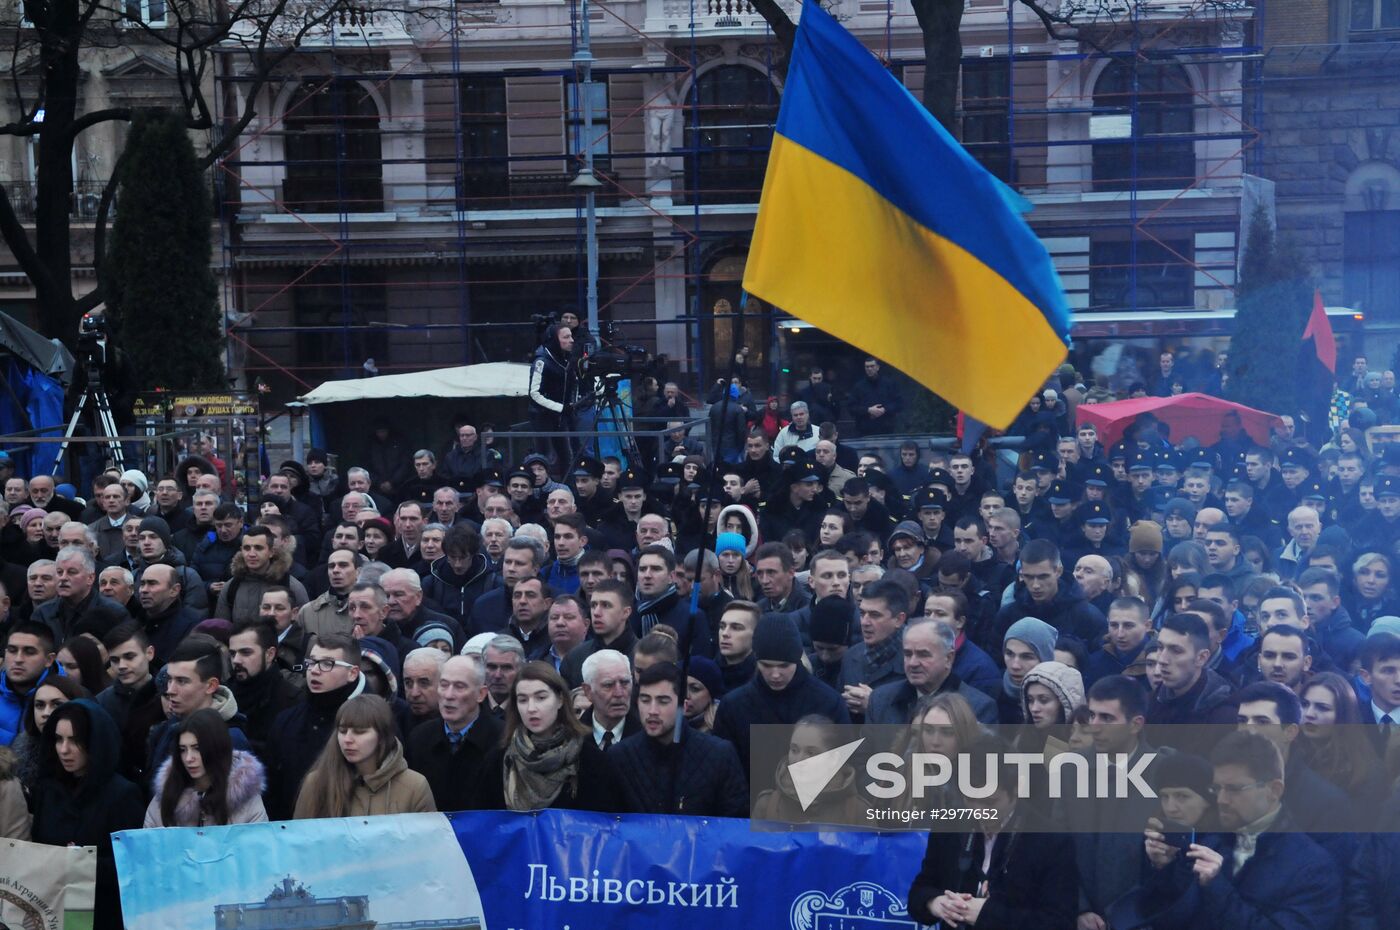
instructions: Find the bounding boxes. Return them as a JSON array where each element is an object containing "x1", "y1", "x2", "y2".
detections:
[
  {"x1": 644, "y1": 0, "x2": 799, "y2": 36},
  {"x1": 8, "y1": 181, "x2": 113, "y2": 222},
  {"x1": 226, "y1": 1, "x2": 412, "y2": 47}
]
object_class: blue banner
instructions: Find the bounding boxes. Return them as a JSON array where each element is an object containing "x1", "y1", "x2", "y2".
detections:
[{"x1": 114, "y1": 811, "x2": 926, "y2": 930}]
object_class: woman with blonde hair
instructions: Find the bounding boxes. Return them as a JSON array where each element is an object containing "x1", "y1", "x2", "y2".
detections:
[
  {"x1": 481, "y1": 661, "x2": 621, "y2": 812},
  {"x1": 294, "y1": 695, "x2": 435, "y2": 818}
]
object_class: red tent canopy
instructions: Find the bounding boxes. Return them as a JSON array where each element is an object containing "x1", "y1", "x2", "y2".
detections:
[{"x1": 1076, "y1": 393, "x2": 1283, "y2": 450}]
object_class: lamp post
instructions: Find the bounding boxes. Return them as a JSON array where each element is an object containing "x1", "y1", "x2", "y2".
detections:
[{"x1": 569, "y1": 0, "x2": 603, "y2": 339}]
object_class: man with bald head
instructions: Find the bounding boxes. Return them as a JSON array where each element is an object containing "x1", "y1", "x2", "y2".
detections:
[
  {"x1": 405, "y1": 654, "x2": 502, "y2": 811},
  {"x1": 137, "y1": 563, "x2": 201, "y2": 667},
  {"x1": 1193, "y1": 506, "x2": 1226, "y2": 543},
  {"x1": 1072, "y1": 554, "x2": 1117, "y2": 615},
  {"x1": 28, "y1": 475, "x2": 82, "y2": 520}
]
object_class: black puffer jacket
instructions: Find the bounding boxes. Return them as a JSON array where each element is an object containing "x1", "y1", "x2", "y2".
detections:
[{"x1": 422, "y1": 553, "x2": 499, "y2": 625}]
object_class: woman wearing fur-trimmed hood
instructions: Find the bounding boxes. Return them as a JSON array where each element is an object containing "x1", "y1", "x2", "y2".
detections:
[{"x1": 144, "y1": 709, "x2": 267, "y2": 827}]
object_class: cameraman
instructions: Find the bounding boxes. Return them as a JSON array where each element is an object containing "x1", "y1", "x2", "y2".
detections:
[{"x1": 529, "y1": 324, "x2": 579, "y2": 469}]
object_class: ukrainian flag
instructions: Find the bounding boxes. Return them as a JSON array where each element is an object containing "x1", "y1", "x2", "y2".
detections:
[{"x1": 742, "y1": 2, "x2": 1071, "y2": 429}]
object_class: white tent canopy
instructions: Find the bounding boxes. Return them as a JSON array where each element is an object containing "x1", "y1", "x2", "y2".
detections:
[{"x1": 300, "y1": 362, "x2": 532, "y2": 405}]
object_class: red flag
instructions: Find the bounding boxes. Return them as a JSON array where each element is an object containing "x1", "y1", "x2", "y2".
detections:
[{"x1": 1302, "y1": 289, "x2": 1336, "y2": 374}]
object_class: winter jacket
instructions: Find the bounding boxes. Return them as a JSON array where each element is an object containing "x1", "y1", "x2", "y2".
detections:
[
  {"x1": 293, "y1": 738, "x2": 435, "y2": 818},
  {"x1": 1314, "y1": 605, "x2": 1366, "y2": 671},
  {"x1": 0, "y1": 746, "x2": 30, "y2": 839},
  {"x1": 610, "y1": 723, "x2": 748, "y2": 817},
  {"x1": 31, "y1": 589, "x2": 130, "y2": 646},
  {"x1": 144, "y1": 750, "x2": 268, "y2": 827},
  {"x1": 866, "y1": 673, "x2": 999, "y2": 726},
  {"x1": 1140, "y1": 811, "x2": 1338, "y2": 930},
  {"x1": 141, "y1": 600, "x2": 203, "y2": 667},
  {"x1": 560, "y1": 628, "x2": 639, "y2": 690},
  {"x1": 214, "y1": 547, "x2": 309, "y2": 623},
  {"x1": 404, "y1": 712, "x2": 503, "y2": 813},
  {"x1": 629, "y1": 586, "x2": 714, "y2": 657},
  {"x1": 0, "y1": 663, "x2": 61, "y2": 745},
  {"x1": 96, "y1": 676, "x2": 165, "y2": 783},
  {"x1": 1081, "y1": 635, "x2": 1154, "y2": 687},
  {"x1": 191, "y1": 531, "x2": 241, "y2": 589},
  {"x1": 711, "y1": 666, "x2": 849, "y2": 777},
  {"x1": 908, "y1": 814, "x2": 1078, "y2": 929},
  {"x1": 952, "y1": 638, "x2": 1002, "y2": 698},
  {"x1": 296, "y1": 589, "x2": 354, "y2": 645},
  {"x1": 29, "y1": 700, "x2": 145, "y2": 930},
  {"x1": 228, "y1": 667, "x2": 304, "y2": 758},
  {"x1": 422, "y1": 554, "x2": 498, "y2": 625},
  {"x1": 994, "y1": 581, "x2": 1108, "y2": 652}
]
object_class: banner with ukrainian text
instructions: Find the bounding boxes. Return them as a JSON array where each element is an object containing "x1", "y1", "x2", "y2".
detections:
[
  {"x1": 114, "y1": 811, "x2": 925, "y2": 930},
  {"x1": 0, "y1": 837, "x2": 96, "y2": 930}
]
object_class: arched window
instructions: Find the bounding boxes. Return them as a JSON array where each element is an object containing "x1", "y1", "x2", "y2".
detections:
[
  {"x1": 283, "y1": 79, "x2": 383, "y2": 212},
  {"x1": 683, "y1": 65, "x2": 778, "y2": 204},
  {"x1": 1092, "y1": 60, "x2": 1195, "y2": 191}
]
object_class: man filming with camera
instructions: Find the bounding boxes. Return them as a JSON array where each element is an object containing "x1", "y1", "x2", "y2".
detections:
[{"x1": 529, "y1": 323, "x2": 581, "y2": 470}]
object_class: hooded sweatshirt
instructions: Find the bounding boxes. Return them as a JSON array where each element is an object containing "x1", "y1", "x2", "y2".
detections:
[{"x1": 1021, "y1": 661, "x2": 1086, "y2": 723}]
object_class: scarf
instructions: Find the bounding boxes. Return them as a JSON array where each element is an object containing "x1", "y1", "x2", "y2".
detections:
[
  {"x1": 503, "y1": 726, "x2": 583, "y2": 812},
  {"x1": 864, "y1": 631, "x2": 901, "y2": 682},
  {"x1": 1002, "y1": 670, "x2": 1023, "y2": 703},
  {"x1": 634, "y1": 585, "x2": 678, "y2": 635}
]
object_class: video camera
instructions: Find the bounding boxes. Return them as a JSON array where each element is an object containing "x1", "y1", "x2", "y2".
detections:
[
  {"x1": 580, "y1": 319, "x2": 664, "y2": 381},
  {"x1": 77, "y1": 311, "x2": 109, "y2": 375}
]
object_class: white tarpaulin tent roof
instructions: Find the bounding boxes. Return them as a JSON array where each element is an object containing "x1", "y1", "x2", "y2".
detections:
[{"x1": 300, "y1": 362, "x2": 532, "y2": 405}]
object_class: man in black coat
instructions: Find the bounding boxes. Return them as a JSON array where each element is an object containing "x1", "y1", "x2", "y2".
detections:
[
  {"x1": 405, "y1": 654, "x2": 502, "y2": 812},
  {"x1": 993, "y1": 539, "x2": 1107, "y2": 651},
  {"x1": 611, "y1": 662, "x2": 748, "y2": 817},
  {"x1": 134, "y1": 564, "x2": 202, "y2": 668},
  {"x1": 630, "y1": 546, "x2": 713, "y2": 657},
  {"x1": 33, "y1": 546, "x2": 130, "y2": 645},
  {"x1": 228, "y1": 619, "x2": 303, "y2": 758},
  {"x1": 711, "y1": 615, "x2": 849, "y2": 777},
  {"x1": 265, "y1": 634, "x2": 367, "y2": 819},
  {"x1": 845, "y1": 357, "x2": 902, "y2": 437}
]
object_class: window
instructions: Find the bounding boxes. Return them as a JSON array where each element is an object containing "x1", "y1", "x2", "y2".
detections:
[
  {"x1": 459, "y1": 75, "x2": 509, "y2": 206},
  {"x1": 683, "y1": 66, "x2": 778, "y2": 204},
  {"x1": 122, "y1": 0, "x2": 167, "y2": 26},
  {"x1": 567, "y1": 80, "x2": 610, "y2": 174},
  {"x1": 283, "y1": 80, "x2": 383, "y2": 213},
  {"x1": 1345, "y1": 211, "x2": 1400, "y2": 323},
  {"x1": 1092, "y1": 60, "x2": 1195, "y2": 191},
  {"x1": 961, "y1": 58, "x2": 1012, "y2": 182},
  {"x1": 292, "y1": 266, "x2": 389, "y2": 377},
  {"x1": 1350, "y1": 0, "x2": 1400, "y2": 34},
  {"x1": 1089, "y1": 237, "x2": 1193, "y2": 310}
]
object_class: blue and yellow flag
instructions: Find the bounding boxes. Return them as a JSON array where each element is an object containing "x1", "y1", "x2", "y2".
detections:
[{"x1": 742, "y1": 2, "x2": 1071, "y2": 429}]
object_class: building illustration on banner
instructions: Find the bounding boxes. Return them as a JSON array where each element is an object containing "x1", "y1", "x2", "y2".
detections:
[
  {"x1": 214, "y1": 876, "x2": 481, "y2": 930},
  {"x1": 789, "y1": 881, "x2": 918, "y2": 930}
]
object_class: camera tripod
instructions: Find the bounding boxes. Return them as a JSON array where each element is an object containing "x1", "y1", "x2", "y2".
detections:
[
  {"x1": 51, "y1": 354, "x2": 124, "y2": 475},
  {"x1": 593, "y1": 375, "x2": 644, "y2": 468}
]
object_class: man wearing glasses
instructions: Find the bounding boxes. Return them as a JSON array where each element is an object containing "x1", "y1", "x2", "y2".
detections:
[{"x1": 265, "y1": 632, "x2": 366, "y2": 818}]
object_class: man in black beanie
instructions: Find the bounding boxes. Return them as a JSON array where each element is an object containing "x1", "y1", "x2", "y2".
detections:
[
  {"x1": 134, "y1": 514, "x2": 209, "y2": 610},
  {"x1": 711, "y1": 614, "x2": 849, "y2": 777},
  {"x1": 808, "y1": 596, "x2": 852, "y2": 690}
]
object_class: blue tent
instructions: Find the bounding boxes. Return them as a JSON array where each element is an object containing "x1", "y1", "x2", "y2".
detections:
[{"x1": 0, "y1": 312, "x2": 73, "y2": 476}]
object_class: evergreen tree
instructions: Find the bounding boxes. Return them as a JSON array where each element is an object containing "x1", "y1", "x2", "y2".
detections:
[
  {"x1": 105, "y1": 110, "x2": 224, "y2": 390},
  {"x1": 1226, "y1": 204, "x2": 1311, "y2": 414}
]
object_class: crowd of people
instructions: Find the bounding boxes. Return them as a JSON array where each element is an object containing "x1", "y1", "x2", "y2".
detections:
[{"x1": 0, "y1": 344, "x2": 1398, "y2": 929}]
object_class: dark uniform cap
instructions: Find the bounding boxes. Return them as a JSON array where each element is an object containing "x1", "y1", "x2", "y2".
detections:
[
  {"x1": 1279, "y1": 447, "x2": 1314, "y2": 473},
  {"x1": 1082, "y1": 462, "x2": 1111, "y2": 487},
  {"x1": 1185, "y1": 447, "x2": 1217, "y2": 472},
  {"x1": 1299, "y1": 479, "x2": 1329, "y2": 501},
  {"x1": 1078, "y1": 501, "x2": 1112, "y2": 525},
  {"x1": 784, "y1": 460, "x2": 822, "y2": 484},
  {"x1": 1029, "y1": 450, "x2": 1059, "y2": 473},
  {"x1": 1127, "y1": 449, "x2": 1157, "y2": 473},
  {"x1": 1376, "y1": 475, "x2": 1400, "y2": 499},
  {"x1": 914, "y1": 487, "x2": 949, "y2": 511},
  {"x1": 506, "y1": 467, "x2": 532, "y2": 484},
  {"x1": 1046, "y1": 480, "x2": 1077, "y2": 505},
  {"x1": 1108, "y1": 442, "x2": 1130, "y2": 462},
  {"x1": 569, "y1": 456, "x2": 604, "y2": 479},
  {"x1": 655, "y1": 462, "x2": 684, "y2": 483},
  {"x1": 865, "y1": 470, "x2": 897, "y2": 495},
  {"x1": 473, "y1": 468, "x2": 505, "y2": 490},
  {"x1": 1155, "y1": 450, "x2": 1184, "y2": 473},
  {"x1": 615, "y1": 469, "x2": 647, "y2": 491},
  {"x1": 926, "y1": 467, "x2": 955, "y2": 488}
]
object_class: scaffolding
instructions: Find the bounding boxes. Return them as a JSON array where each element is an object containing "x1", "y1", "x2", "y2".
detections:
[{"x1": 212, "y1": 0, "x2": 1264, "y2": 401}]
